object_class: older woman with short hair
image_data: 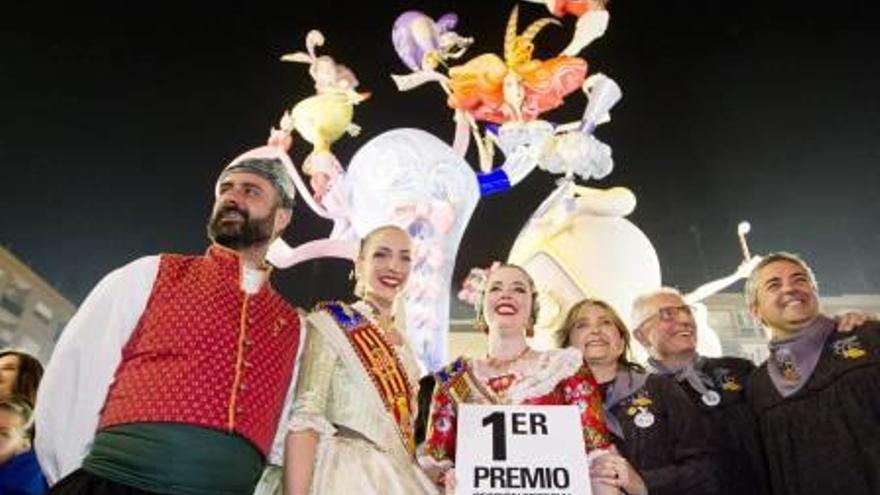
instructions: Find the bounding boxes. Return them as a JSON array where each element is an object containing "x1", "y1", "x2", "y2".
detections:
[{"x1": 558, "y1": 298, "x2": 719, "y2": 495}]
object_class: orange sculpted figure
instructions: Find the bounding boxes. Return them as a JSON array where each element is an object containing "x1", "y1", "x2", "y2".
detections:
[
  {"x1": 550, "y1": 0, "x2": 606, "y2": 17},
  {"x1": 523, "y1": 0, "x2": 608, "y2": 18},
  {"x1": 446, "y1": 6, "x2": 587, "y2": 124}
]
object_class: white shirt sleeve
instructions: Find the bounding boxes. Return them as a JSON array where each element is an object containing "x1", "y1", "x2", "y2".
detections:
[
  {"x1": 266, "y1": 310, "x2": 308, "y2": 466},
  {"x1": 34, "y1": 255, "x2": 160, "y2": 485}
]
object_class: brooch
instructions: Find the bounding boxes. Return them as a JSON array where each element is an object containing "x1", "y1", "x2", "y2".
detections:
[
  {"x1": 773, "y1": 348, "x2": 801, "y2": 382},
  {"x1": 627, "y1": 391, "x2": 655, "y2": 429},
  {"x1": 701, "y1": 390, "x2": 721, "y2": 407},
  {"x1": 833, "y1": 336, "x2": 867, "y2": 360}
]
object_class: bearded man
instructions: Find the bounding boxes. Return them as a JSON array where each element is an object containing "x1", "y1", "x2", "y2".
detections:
[{"x1": 35, "y1": 146, "x2": 304, "y2": 495}]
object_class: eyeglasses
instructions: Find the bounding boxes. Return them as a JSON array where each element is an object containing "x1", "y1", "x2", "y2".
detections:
[{"x1": 637, "y1": 304, "x2": 695, "y2": 328}]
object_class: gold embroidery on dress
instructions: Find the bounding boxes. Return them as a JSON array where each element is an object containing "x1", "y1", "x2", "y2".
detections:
[{"x1": 319, "y1": 302, "x2": 417, "y2": 457}]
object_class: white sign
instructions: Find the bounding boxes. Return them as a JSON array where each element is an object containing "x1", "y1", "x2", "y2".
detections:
[{"x1": 455, "y1": 405, "x2": 591, "y2": 495}]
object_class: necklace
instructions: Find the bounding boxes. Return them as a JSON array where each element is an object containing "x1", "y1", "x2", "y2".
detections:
[
  {"x1": 361, "y1": 299, "x2": 392, "y2": 326},
  {"x1": 359, "y1": 300, "x2": 402, "y2": 345},
  {"x1": 486, "y1": 345, "x2": 531, "y2": 369},
  {"x1": 487, "y1": 373, "x2": 517, "y2": 394}
]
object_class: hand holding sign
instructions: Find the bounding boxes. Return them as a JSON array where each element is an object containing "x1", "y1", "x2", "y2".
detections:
[
  {"x1": 589, "y1": 452, "x2": 647, "y2": 495},
  {"x1": 455, "y1": 405, "x2": 592, "y2": 495}
]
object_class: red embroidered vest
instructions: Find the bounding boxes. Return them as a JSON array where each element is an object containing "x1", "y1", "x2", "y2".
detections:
[{"x1": 98, "y1": 245, "x2": 301, "y2": 456}]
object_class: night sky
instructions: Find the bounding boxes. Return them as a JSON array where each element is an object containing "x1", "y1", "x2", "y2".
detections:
[{"x1": 3, "y1": 1, "x2": 879, "y2": 307}]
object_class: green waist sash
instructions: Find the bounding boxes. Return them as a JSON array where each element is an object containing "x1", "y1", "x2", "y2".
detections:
[{"x1": 83, "y1": 423, "x2": 263, "y2": 495}]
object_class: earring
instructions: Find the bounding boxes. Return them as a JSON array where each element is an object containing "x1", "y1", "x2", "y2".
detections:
[{"x1": 474, "y1": 317, "x2": 489, "y2": 334}]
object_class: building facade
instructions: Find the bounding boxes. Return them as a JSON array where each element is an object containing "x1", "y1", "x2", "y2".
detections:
[
  {"x1": 701, "y1": 291, "x2": 880, "y2": 363},
  {"x1": 0, "y1": 246, "x2": 76, "y2": 363}
]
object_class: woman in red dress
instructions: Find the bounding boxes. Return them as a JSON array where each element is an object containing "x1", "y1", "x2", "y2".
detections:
[{"x1": 421, "y1": 263, "x2": 616, "y2": 494}]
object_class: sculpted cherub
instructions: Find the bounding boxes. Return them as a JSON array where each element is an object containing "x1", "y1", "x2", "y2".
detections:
[{"x1": 278, "y1": 30, "x2": 369, "y2": 200}]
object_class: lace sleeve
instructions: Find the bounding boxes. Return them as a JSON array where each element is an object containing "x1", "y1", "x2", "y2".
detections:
[{"x1": 289, "y1": 321, "x2": 338, "y2": 436}]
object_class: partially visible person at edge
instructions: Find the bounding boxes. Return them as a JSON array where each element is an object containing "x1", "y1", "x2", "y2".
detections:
[
  {"x1": 631, "y1": 287, "x2": 767, "y2": 495},
  {"x1": 0, "y1": 350, "x2": 44, "y2": 406},
  {"x1": 559, "y1": 298, "x2": 719, "y2": 495},
  {"x1": 254, "y1": 225, "x2": 437, "y2": 495},
  {"x1": 34, "y1": 145, "x2": 304, "y2": 495},
  {"x1": 746, "y1": 252, "x2": 880, "y2": 495},
  {"x1": 423, "y1": 263, "x2": 619, "y2": 495},
  {"x1": 0, "y1": 397, "x2": 48, "y2": 495}
]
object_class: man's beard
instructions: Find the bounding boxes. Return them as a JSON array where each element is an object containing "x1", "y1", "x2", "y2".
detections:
[{"x1": 207, "y1": 204, "x2": 275, "y2": 250}]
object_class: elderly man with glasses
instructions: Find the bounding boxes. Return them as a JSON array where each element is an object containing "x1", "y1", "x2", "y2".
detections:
[{"x1": 631, "y1": 287, "x2": 766, "y2": 495}]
